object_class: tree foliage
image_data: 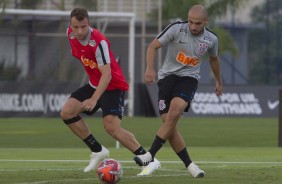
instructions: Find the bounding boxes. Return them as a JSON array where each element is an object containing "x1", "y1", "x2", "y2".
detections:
[
  {"x1": 0, "y1": 57, "x2": 21, "y2": 80},
  {"x1": 73, "y1": 0, "x2": 97, "y2": 11},
  {"x1": 161, "y1": 0, "x2": 202, "y2": 22},
  {"x1": 206, "y1": 0, "x2": 247, "y2": 19},
  {"x1": 248, "y1": 0, "x2": 282, "y2": 84},
  {"x1": 0, "y1": 0, "x2": 7, "y2": 25},
  {"x1": 19, "y1": 0, "x2": 43, "y2": 9}
]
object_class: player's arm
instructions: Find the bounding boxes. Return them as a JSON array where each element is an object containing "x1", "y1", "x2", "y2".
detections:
[
  {"x1": 83, "y1": 65, "x2": 111, "y2": 112},
  {"x1": 145, "y1": 38, "x2": 162, "y2": 84},
  {"x1": 92, "y1": 40, "x2": 112, "y2": 101},
  {"x1": 209, "y1": 56, "x2": 223, "y2": 96},
  {"x1": 82, "y1": 41, "x2": 111, "y2": 111},
  {"x1": 92, "y1": 64, "x2": 111, "y2": 101},
  {"x1": 145, "y1": 22, "x2": 177, "y2": 84}
]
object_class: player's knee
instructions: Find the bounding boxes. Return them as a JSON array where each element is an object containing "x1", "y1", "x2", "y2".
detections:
[
  {"x1": 60, "y1": 106, "x2": 77, "y2": 119},
  {"x1": 103, "y1": 116, "x2": 122, "y2": 138},
  {"x1": 169, "y1": 106, "x2": 182, "y2": 118},
  {"x1": 104, "y1": 123, "x2": 119, "y2": 139},
  {"x1": 62, "y1": 115, "x2": 81, "y2": 125},
  {"x1": 60, "y1": 108, "x2": 70, "y2": 120},
  {"x1": 104, "y1": 124, "x2": 115, "y2": 136},
  {"x1": 60, "y1": 108, "x2": 81, "y2": 125}
]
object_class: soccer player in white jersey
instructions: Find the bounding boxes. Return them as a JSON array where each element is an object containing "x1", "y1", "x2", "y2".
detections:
[{"x1": 134, "y1": 5, "x2": 223, "y2": 177}]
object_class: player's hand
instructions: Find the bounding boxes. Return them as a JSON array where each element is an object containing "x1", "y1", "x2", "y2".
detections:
[
  {"x1": 215, "y1": 82, "x2": 223, "y2": 96},
  {"x1": 82, "y1": 99, "x2": 97, "y2": 111},
  {"x1": 144, "y1": 68, "x2": 156, "y2": 85}
]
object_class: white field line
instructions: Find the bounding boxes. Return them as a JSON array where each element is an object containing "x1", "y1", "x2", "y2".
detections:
[
  {"x1": 1, "y1": 159, "x2": 282, "y2": 164},
  {"x1": 15, "y1": 174, "x2": 191, "y2": 184},
  {"x1": 0, "y1": 166, "x2": 187, "y2": 173},
  {"x1": 2, "y1": 160, "x2": 282, "y2": 184},
  {"x1": 1, "y1": 163, "x2": 189, "y2": 184}
]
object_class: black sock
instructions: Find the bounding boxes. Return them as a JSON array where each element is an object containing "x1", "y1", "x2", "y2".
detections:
[
  {"x1": 83, "y1": 134, "x2": 102, "y2": 152},
  {"x1": 177, "y1": 147, "x2": 192, "y2": 168},
  {"x1": 133, "y1": 146, "x2": 147, "y2": 155},
  {"x1": 148, "y1": 135, "x2": 166, "y2": 158}
]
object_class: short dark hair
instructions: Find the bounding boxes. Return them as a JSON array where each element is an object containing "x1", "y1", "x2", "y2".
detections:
[{"x1": 70, "y1": 8, "x2": 89, "y2": 21}]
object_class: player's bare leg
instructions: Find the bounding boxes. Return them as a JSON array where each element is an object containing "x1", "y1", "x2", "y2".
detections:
[
  {"x1": 103, "y1": 115, "x2": 140, "y2": 152},
  {"x1": 60, "y1": 98, "x2": 109, "y2": 172},
  {"x1": 161, "y1": 105, "x2": 204, "y2": 177},
  {"x1": 134, "y1": 97, "x2": 185, "y2": 165},
  {"x1": 61, "y1": 98, "x2": 92, "y2": 139},
  {"x1": 103, "y1": 115, "x2": 161, "y2": 176},
  {"x1": 134, "y1": 97, "x2": 204, "y2": 177},
  {"x1": 157, "y1": 97, "x2": 187, "y2": 139}
]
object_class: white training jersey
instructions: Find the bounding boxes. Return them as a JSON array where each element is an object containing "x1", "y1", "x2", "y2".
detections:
[{"x1": 157, "y1": 21, "x2": 218, "y2": 80}]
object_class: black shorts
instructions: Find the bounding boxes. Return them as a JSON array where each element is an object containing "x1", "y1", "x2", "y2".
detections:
[
  {"x1": 70, "y1": 84, "x2": 125, "y2": 119},
  {"x1": 157, "y1": 75, "x2": 198, "y2": 115}
]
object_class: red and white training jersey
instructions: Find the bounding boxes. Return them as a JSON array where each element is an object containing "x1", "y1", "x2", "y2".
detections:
[{"x1": 67, "y1": 27, "x2": 129, "y2": 91}]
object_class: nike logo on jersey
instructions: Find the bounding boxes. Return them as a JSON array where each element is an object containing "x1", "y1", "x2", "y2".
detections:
[{"x1": 176, "y1": 51, "x2": 200, "y2": 66}]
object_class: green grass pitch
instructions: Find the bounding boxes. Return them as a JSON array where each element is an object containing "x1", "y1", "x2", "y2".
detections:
[{"x1": 0, "y1": 117, "x2": 282, "y2": 183}]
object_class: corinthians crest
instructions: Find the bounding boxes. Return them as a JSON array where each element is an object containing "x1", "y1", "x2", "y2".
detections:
[
  {"x1": 89, "y1": 40, "x2": 96, "y2": 47},
  {"x1": 197, "y1": 43, "x2": 208, "y2": 56}
]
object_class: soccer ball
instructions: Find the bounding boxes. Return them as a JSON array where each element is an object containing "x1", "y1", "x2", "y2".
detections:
[{"x1": 96, "y1": 158, "x2": 123, "y2": 184}]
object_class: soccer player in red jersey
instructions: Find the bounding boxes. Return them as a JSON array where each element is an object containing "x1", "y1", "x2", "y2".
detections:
[{"x1": 60, "y1": 8, "x2": 160, "y2": 175}]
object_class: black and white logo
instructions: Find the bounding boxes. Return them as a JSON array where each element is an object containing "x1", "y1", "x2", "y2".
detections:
[
  {"x1": 69, "y1": 32, "x2": 75, "y2": 39},
  {"x1": 89, "y1": 40, "x2": 96, "y2": 47}
]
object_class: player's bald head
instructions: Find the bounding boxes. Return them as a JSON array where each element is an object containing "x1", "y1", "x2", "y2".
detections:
[
  {"x1": 187, "y1": 5, "x2": 208, "y2": 36},
  {"x1": 188, "y1": 5, "x2": 208, "y2": 20}
]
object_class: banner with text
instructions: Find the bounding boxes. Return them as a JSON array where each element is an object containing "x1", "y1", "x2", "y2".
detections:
[
  {"x1": 146, "y1": 84, "x2": 280, "y2": 117},
  {"x1": 0, "y1": 82, "x2": 79, "y2": 117},
  {"x1": 0, "y1": 82, "x2": 280, "y2": 117}
]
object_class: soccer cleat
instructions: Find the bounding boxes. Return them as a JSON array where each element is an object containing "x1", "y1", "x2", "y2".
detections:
[
  {"x1": 137, "y1": 158, "x2": 161, "y2": 176},
  {"x1": 187, "y1": 162, "x2": 205, "y2": 178},
  {"x1": 133, "y1": 152, "x2": 153, "y2": 166},
  {"x1": 83, "y1": 146, "x2": 109, "y2": 172}
]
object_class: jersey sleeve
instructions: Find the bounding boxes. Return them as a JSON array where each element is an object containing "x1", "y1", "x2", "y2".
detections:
[
  {"x1": 208, "y1": 37, "x2": 219, "y2": 56},
  {"x1": 95, "y1": 40, "x2": 111, "y2": 66},
  {"x1": 156, "y1": 23, "x2": 178, "y2": 45},
  {"x1": 66, "y1": 28, "x2": 69, "y2": 36}
]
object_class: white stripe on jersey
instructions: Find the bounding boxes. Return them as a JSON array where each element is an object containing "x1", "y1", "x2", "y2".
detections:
[{"x1": 95, "y1": 40, "x2": 110, "y2": 66}]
